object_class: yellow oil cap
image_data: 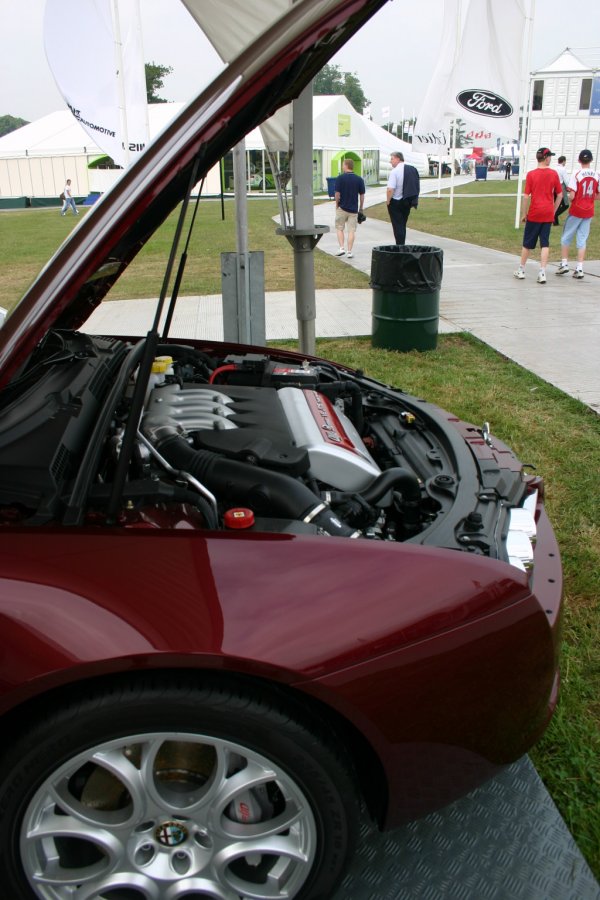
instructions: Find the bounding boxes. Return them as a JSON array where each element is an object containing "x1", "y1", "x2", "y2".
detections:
[{"x1": 151, "y1": 355, "x2": 174, "y2": 374}]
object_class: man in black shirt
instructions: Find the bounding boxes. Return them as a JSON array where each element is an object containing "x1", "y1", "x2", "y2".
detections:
[{"x1": 334, "y1": 159, "x2": 366, "y2": 258}]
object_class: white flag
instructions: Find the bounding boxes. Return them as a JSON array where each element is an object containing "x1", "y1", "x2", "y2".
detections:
[
  {"x1": 412, "y1": 0, "x2": 458, "y2": 153},
  {"x1": 445, "y1": 0, "x2": 525, "y2": 139},
  {"x1": 414, "y1": 0, "x2": 526, "y2": 152},
  {"x1": 44, "y1": 0, "x2": 149, "y2": 168}
]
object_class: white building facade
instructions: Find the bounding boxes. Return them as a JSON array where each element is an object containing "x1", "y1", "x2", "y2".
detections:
[{"x1": 526, "y1": 48, "x2": 600, "y2": 172}]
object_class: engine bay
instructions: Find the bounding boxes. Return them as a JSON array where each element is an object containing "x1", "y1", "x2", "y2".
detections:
[{"x1": 0, "y1": 330, "x2": 537, "y2": 565}]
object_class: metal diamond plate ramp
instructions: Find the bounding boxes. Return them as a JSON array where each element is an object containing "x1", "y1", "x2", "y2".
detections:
[{"x1": 333, "y1": 756, "x2": 600, "y2": 900}]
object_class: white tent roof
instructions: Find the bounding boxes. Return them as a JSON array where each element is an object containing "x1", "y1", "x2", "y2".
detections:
[
  {"x1": 0, "y1": 96, "x2": 428, "y2": 174},
  {"x1": 533, "y1": 48, "x2": 599, "y2": 75},
  {"x1": 244, "y1": 95, "x2": 377, "y2": 150},
  {"x1": 360, "y1": 115, "x2": 428, "y2": 175},
  {"x1": 0, "y1": 105, "x2": 184, "y2": 159}
]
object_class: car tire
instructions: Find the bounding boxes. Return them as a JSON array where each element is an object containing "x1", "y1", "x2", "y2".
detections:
[{"x1": 0, "y1": 676, "x2": 358, "y2": 900}]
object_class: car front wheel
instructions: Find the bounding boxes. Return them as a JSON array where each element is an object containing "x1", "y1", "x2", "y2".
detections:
[{"x1": 0, "y1": 678, "x2": 358, "y2": 900}]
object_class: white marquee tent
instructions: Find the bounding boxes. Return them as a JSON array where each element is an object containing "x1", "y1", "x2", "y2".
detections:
[{"x1": 0, "y1": 95, "x2": 427, "y2": 202}]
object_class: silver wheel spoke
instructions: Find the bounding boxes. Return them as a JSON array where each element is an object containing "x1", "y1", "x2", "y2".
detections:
[
  {"x1": 212, "y1": 759, "x2": 275, "y2": 822},
  {"x1": 165, "y1": 877, "x2": 239, "y2": 900},
  {"x1": 21, "y1": 730, "x2": 318, "y2": 900},
  {"x1": 91, "y1": 740, "x2": 163, "y2": 818},
  {"x1": 67, "y1": 871, "x2": 160, "y2": 900}
]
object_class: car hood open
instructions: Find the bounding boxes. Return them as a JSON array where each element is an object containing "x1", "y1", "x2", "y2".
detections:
[{"x1": 0, "y1": 0, "x2": 387, "y2": 389}]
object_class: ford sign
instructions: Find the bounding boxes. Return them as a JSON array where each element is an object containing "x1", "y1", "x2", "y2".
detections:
[{"x1": 456, "y1": 90, "x2": 513, "y2": 119}]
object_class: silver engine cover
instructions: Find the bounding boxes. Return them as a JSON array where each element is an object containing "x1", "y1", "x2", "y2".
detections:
[
  {"x1": 144, "y1": 383, "x2": 380, "y2": 491},
  {"x1": 276, "y1": 387, "x2": 380, "y2": 490}
]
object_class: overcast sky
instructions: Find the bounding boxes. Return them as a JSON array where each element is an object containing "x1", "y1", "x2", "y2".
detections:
[{"x1": 1, "y1": 0, "x2": 599, "y2": 126}]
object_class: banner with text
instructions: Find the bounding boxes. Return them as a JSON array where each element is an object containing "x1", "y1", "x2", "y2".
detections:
[
  {"x1": 44, "y1": 0, "x2": 148, "y2": 168},
  {"x1": 414, "y1": 0, "x2": 527, "y2": 153}
]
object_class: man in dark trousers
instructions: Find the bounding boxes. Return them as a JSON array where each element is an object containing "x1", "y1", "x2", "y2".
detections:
[
  {"x1": 386, "y1": 152, "x2": 420, "y2": 245},
  {"x1": 333, "y1": 158, "x2": 365, "y2": 258},
  {"x1": 505, "y1": 160, "x2": 512, "y2": 180}
]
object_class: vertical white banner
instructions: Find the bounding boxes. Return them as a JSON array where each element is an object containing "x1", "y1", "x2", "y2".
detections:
[
  {"x1": 413, "y1": 0, "x2": 459, "y2": 153},
  {"x1": 414, "y1": 0, "x2": 527, "y2": 152},
  {"x1": 44, "y1": 0, "x2": 149, "y2": 167},
  {"x1": 444, "y1": 0, "x2": 526, "y2": 139}
]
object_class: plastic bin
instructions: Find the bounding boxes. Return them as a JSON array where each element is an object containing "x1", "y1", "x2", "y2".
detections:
[
  {"x1": 326, "y1": 176, "x2": 337, "y2": 198},
  {"x1": 475, "y1": 165, "x2": 487, "y2": 180},
  {"x1": 370, "y1": 245, "x2": 443, "y2": 352}
]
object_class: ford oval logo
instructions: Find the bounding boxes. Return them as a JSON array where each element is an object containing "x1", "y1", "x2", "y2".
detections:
[{"x1": 456, "y1": 90, "x2": 513, "y2": 119}]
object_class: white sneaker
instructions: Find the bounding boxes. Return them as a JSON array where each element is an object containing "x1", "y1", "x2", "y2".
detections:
[
  {"x1": 537, "y1": 271, "x2": 547, "y2": 284},
  {"x1": 573, "y1": 269, "x2": 584, "y2": 279},
  {"x1": 513, "y1": 269, "x2": 525, "y2": 280},
  {"x1": 335, "y1": 248, "x2": 345, "y2": 256},
  {"x1": 347, "y1": 251, "x2": 354, "y2": 258},
  {"x1": 556, "y1": 264, "x2": 569, "y2": 275}
]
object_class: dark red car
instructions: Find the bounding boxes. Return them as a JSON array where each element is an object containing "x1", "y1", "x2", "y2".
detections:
[{"x1": 0, "y1": 2, "x2": 562, "y2": 898}]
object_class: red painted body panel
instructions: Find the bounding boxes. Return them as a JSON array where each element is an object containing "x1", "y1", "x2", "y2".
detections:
[{"x1": 0, "y1": 505, "x2": 561, "y2": 822}]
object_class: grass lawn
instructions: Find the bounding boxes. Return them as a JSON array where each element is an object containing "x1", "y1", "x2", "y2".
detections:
[
  {"x1": 0, "y1": 201, "x2": 368, "y2": 314},
  {"x1": 368, "y1": 178, "x2": 600, "y2": 260},
  {"x1": 1, "y1": 198, "x2": 599, "y2": 877}
]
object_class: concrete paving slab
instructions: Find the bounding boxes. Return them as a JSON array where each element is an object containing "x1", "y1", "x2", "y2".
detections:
[{"x1": 315, "y1": 184, "x2": 600, "y2": 413}]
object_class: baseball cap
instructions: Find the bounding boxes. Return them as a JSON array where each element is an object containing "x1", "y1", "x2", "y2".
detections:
[
  {"x1": 536, "y1": 147, "x2": 555, "y2": 160},
  {"x1": 579, "y1": 149, "x2": 593, "y2": 163}
]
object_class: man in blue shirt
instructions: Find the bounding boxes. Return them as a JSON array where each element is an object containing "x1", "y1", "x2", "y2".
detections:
[
  {"x1": 334, "y1": 159, "x2": 366, "y2": 258},
  {"x1": 386, "y1": 151, "x2": 420, "y2": 245}
]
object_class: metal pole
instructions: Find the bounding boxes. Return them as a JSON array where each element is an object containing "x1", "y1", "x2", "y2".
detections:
[
  {"x1": 233, "y1": 139, "x2": 251, "y2": 343},
  {"x1": 515, "y1": 76, "x2": 534, "y2": 228},
  {"x1": 449, "y1": 119, "x2": 457, "y2": 216},
  {"x1": 291, "y1": 83, "x2": 317, "y2": 355},
  {"x1": 515, "y1": 0, "x2": 536, "y2": 228}
]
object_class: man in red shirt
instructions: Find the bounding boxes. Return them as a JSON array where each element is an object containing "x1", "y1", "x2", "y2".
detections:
[
  {"x1": 556, "y1": 149, "x2": 600, "y2": 279},
  {"x1": 514, "y1": 148, "x2": 562, "y2": 284}
]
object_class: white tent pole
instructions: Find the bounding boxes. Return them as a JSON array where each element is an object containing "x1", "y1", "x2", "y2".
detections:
[
  {"x1": 448, "y1": 0, "x2": 462, "y2": 214},
  {"x1": 134, "y1": 0, "x2": 150, "y2": 144},
  {"x1": 449, "y1": 119, "x2": 457, "y2": 216},
  {"x1": 515, "y1": 75, "x2": 534, "y2": 228},
  {"x1": 584, "y1": 68, "x2": 596, "y2": 148},
  {"x1": 515, "y1": 0, "x2": 536, "y2": 228},
  {"x1": 112, "y1": 0, "x2": 130, "y2": 167}
]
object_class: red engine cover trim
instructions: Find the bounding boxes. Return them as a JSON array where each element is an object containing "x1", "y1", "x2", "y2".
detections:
[{"x1": 303, "y1": 389, "x2": 359, "y2": 454}]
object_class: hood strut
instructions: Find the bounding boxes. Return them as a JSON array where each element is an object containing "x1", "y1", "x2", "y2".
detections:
[
  {"x1": 162, "y1": 177, "x2": 205, "y2": 340},
  {"x1": 105, "y1": 157, "x2": 202, "y2": 524}
]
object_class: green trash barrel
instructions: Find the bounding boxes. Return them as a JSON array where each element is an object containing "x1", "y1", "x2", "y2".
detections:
[{"x1": 370, "y1": 245, "x2": 443, "y2": 352}]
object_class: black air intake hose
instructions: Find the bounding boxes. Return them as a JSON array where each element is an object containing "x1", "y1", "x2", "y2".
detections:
[
  {"x1": 361, "y1": 468, "x2": 421, "y2": 504},
  {"x1": 153, "y1": 429, "x2": 360, "y2": 538},
  {"x1": 360, "y1": 468, "x2": 421, "y2": 531}
]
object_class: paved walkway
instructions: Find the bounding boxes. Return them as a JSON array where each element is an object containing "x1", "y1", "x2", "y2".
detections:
[
  {"x1": 319, "y1": 178, "x2": 600, "y2": 414},
  {"x1": 87, "y1": 174, "x2": 600, "y2": 414}
]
